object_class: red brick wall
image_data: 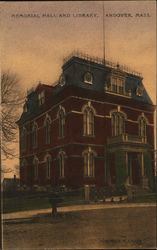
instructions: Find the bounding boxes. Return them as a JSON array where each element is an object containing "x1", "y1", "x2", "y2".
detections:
[{"x1": 19, "y1": 86, "x2": 155, "y2": 188}]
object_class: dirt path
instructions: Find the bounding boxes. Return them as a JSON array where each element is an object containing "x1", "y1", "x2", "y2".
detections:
[{"x1": 3, "y1": 206, "x2": 156, "y2": 249}]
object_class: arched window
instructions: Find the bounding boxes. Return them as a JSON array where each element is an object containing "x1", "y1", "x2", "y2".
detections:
[
  {"x1": 57, "y1": 106, "x2": 65, "y2": 138},
  {"x1": 139, "y1": 116, "x2": 147, "y2": 137},
  {"x1": 20, "y1": 127, "x2": 27, "y2": 150},
  {"x1": 44, "y1": 116, "x2": 51, "y2": 144},
  {"x1": 83, "y1": 106, "x2": 95, "y2": 136},
  {"x1": 33, "y1": 157, "x2": 38, "y2": 180},
  {"x1": 83, "y1": 148, "x2": 96, "y2": 177},
  {"x1": 84, "y1": 72, "x2": 93, "y2": 84},
  {"x1": 38, "y1": 91, "x2": 45, "y2": 105},
  {"x1": 45, "y1": 155, "x2": 51, "y2": 179},
  {"x1": 111, "y1": 112, "x2": 125, "y2": 136},
  {"x1": 32, "y1": 122, "x2": 38, "y2": 148},
  {"x1": 58, "y1": 151, "x2": 65, "y2": 178}
]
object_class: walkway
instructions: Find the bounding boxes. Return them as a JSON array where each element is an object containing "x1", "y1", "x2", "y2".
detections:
[{"x1": 3, "y1": 202, "x2": 156, "y2": 221}]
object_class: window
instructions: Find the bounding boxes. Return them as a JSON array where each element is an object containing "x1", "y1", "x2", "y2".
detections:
[
  {"x1": 59, "y1": 74, "x2": 66, "y2": 86},
  {"x1": 111, "y1": 77, "x2": 125, "y2": 95},
  {"x1": 58, "y1": 152, "x2": 65, "y2": 178},
  {"x1": 38, "y1": 91, "x2": 45, "y2": 105},
  {"x1": 32, "y1": 123, "x2": 38, "y2": 148},
  {"x1": 84, "y1": 72, "x2": 93, "y2": 84},
  {"x1": 20, "y1": 127, "x2": 27, "y2": 151},
  {"x1": 57, "y1": 107, "x2": 65, "y2": 138},
  {"x1": 139, "y1": 116, "x2": 146, "y2": 137},
  {"x1": 45, "y1": 155, "x2": 51, "y2": 179},
  {"x1": 136, "y1": 86, "x2": 144, "y2": 96},
  {"x1": 83, "y1": 149, "x2": 95, "y2": 177},
  {"x1": 111, "y1": 112, "x2": 125, "y2": 136},
  {"x1": 83, "y1": 106, "x2": 94, "y2": 136},
  {"x1": 45, "y1": 118, "x2": 51, "y2": 144},
  {"x1": 33, "y1": 158, "x2": 38, "y2": 180}
]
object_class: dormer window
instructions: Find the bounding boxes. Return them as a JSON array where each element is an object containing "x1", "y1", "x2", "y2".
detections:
[
  {"x1": 38, "y1": 91, "x2": 45, "y2": 105},
  {"x1": 111, "y1": 77, "x2": 125, "y2": 95},
  {"x1": 136, "y1": 86, "x2": 144, "y2": 96},
  {"x1": 104, "y1": 68, "x2": 130, "y2": 97},
  {"x1": 84, "y1": 72, "x2": 93, "y2": 84},
  {"x1": 59, "y1": 74, "x2": 66, "y2": 86}
]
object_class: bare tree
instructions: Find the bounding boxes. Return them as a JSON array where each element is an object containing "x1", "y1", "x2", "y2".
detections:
[
  {"x1": 0, "y1": 71, "x2": 25, "y2": 249},
  {"x1": 0, "y1": 70, "x2": 25, "y2": 162}
]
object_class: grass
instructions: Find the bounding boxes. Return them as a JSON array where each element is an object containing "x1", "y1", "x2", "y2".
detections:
[
  {"x1": 129, "y1": 193, "x2": 156, "y2": 203},
  {"x1": 3, "y1": 196, "x2": 51, "y2": 213},
  {"x1": 3, "y1": 191, "x2": 156, "y2": 214},
  {"x1": 3, "y1": 192, "x2": 85, "y2": 214}
]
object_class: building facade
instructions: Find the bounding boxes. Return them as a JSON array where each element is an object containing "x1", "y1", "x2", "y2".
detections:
[{"x1": 17, "y1": 53, "x2": 155, "y2": 190}]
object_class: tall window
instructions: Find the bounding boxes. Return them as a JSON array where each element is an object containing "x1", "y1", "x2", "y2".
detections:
[
  {"x1": 45, "y1": 118, "x2": 51, "y2": 144},
  {"x1": 58, "y1": 107, "x2": 65, "y2": 138},
  {"x1": 45, "y1": 155, "x2": 51, "y2": 179},
  {"x1": 58, "y1": 152, "x2": 65, "y2": 178},
  {"x1": 139, "y1": 116, "x2": 146, "y2": 137},
  {"x1": 83, "y1": 106, "x2": 94, "y2": 136},
  {"x1": 111, "y1": 77, "x2": 125, "y2": 95},
  {"x1": 38, "y1": 91, "x2": 45, "y2": 105},
  {"x1": 20, "y1": 127, "x2": 27, "y2": 150},
  {"x1": 32, "y1": 123, "x2": 38, "y2": 148},
  {"x1": 111, "y1": 112, "x2": 125, "y2": 136},
  {"x1": 83, "y1": 149, "x2": 95, "y2": 177},
  {"x1": 33, "y1": 158, "x2": 38, "y2": 180}
]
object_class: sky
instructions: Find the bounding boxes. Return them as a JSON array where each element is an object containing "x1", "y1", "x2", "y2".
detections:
[{"x1": 0, "y1": 1, "x2": 156, "y2": 178}]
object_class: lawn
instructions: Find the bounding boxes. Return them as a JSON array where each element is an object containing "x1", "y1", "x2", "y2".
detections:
[
  {"x1": 128, "y1": 193, "x2": 156, "y2": 203},
  {"x1": 3, "y1": 207, "x2": 156, "y2": 249},
  {"x1": 3, "y1": 191, "x2": 156, "y2": 214},
  {"x1": 3, "y1": 191, "x2": 85, "y2": 213}
]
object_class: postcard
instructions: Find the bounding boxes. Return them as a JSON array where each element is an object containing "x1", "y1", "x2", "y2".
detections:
[{"x1": 1, "y1": 1, "x2": 156, "y2": 249}]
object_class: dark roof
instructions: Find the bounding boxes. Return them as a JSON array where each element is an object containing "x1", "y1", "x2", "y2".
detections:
[
  {"x1": 17, "y1": 55, "x2": 153, "y2": 125},
  {"x1": 55, "y1": 56, "x2": 153, "y2": 105}
]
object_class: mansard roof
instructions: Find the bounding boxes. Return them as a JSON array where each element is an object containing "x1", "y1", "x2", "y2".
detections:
[
  {"x1": 17, "y1": 53, "x2": 154, "y2": 126},
  {"x1": 54, "y1": 54, "x2": 153, "y2": 105}
]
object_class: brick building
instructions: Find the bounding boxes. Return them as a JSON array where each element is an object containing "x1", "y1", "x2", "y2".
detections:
[{"x1": 17, "y1": 52, "x2": 155, "y2": 190}]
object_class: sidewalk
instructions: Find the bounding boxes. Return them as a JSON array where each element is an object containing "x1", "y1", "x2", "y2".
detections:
[{"x1": 3, "y1": 202, "x2": 156, "y2": 221}]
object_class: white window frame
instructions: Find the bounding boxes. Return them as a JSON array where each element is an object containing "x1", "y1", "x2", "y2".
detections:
[
  {"x1": 84, "y1": 72, "x2": 93, "y2": 84},
  {"x1": 45, "y1": 156, "x2": 51, "y2": 179},
  {"x1": 83, "y1": 104, "x2": 95, "y2": 136},
  {"x1": 58, "y1": 151, "x2": 66, "y2": 178},
  {"x1": 111, "y1": 112, "x2": 125, "y2": 136},
  {"x1": 139, "y1": 116, "x2": 147, "y2": 137},
  {"x1": 111, "y1": 77, "x2": 125, "y2": 95},
  {"x1": 57, "y1": 106, "x2": 65, "y2": 138},
  {"x1": 38, "y1": 91, "x2": 45, "y2": 105},
  {"x1": 83, "y1": 148, "x2": 96, "y2": 177}
]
